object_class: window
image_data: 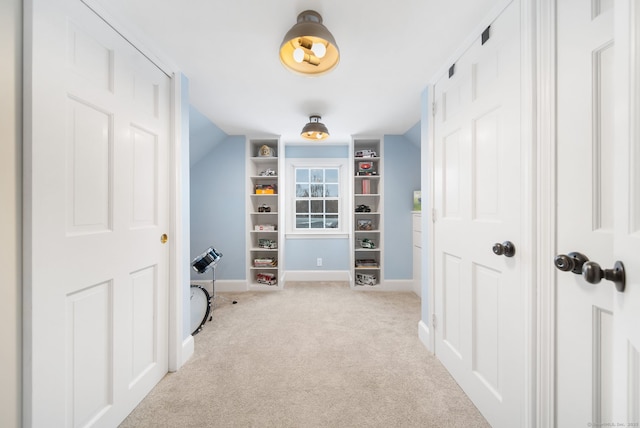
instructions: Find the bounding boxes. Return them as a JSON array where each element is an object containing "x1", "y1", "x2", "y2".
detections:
[
  {"x1": 295, "y1": 167, "x2": 339, "y2": 230},
  {"x1": 286, "y1": 158, "x2": 348, "y2": 236}
]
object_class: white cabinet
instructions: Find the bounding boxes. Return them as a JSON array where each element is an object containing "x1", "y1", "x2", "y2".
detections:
[
  {"x1": 412, "y1": 212, "x2": 422, "y2": 297},
  {"x1": 246, "y1": 138, "x2": 282, "y2": 289},
  {"x1": 352, "y1": 138, "x2": 383, "y2": 288}
]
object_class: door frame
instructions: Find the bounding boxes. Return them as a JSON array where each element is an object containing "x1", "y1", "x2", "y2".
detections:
[
  {"x1": 423, "y1": 0, "x2": 538, "y2": 426},
  {"x1": 534, "y1": 0, "x2": 556, "y2": 426}
]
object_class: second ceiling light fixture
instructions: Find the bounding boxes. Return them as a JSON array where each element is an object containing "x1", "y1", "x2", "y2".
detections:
[{"x1": 301, "y1": 115, "x2": 329, "y2": 140}]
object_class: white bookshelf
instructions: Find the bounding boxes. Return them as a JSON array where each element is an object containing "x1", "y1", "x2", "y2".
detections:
[
  {"x1": 246, "y1": 138, "x2": 283, "y2": 290},
  {"x1": 352, "y1": 138, "x2": 383, "y2": 289}
]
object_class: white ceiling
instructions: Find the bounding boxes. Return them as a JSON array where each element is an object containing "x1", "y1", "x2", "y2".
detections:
[{"x1": 91, "y1": 0, "x2": 504, "y2": 142}]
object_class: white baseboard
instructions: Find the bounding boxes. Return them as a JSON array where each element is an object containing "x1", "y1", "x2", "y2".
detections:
[
  {"x1": 413, "y1": 280, "x2": 422, "y2": 298},
  {"x1": 190, "y1": 279, "x2": 248, "y2": 292},
  {"x1": 178, "y1": 335, "x2": 194, "y2": 370},
  {"x1": 418, "y1": 320, "x2": 433, "y2": 353},
  {"x1": 282, "y1": 270, "x2": 351, "y2": 282}
]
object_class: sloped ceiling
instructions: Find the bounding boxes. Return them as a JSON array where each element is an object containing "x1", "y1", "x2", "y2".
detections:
[{"x1": 90, "y1": 0, "x2": 506, "y2": 142}]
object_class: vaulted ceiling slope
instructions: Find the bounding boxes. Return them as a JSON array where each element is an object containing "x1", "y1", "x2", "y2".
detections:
[{"x1": 91, "y1": 0, "x2": 505, "y2": 142}]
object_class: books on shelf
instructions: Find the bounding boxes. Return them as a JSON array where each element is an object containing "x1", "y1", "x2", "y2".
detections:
[
  {"x1": 362, "y1": 179, "x2": 371, "y2": 194},
  {"x1": 355, "y1": 259, "x2": 379, "y2": 268}
]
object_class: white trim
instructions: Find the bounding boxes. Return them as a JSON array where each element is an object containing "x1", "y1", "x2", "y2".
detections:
[
  {"x1": 283, "y1": 270, "x2": 351, "y2": 282},
  {"x1": 418, "y1": 320, "x2": 433, "y2": 353},
  {"x1": 168, "y1": 74, "x2": 182, "y2": 372},
  {"x1": 285, "y1": 158, "x2": 350, "y2": 236},
  {"x1": 535, "y1": 0, "x2": 557, "y2": 426},
  {"x1": 423, "y1": 85, "x2": 436, "y2": 354},
  {"x1": 177, "y1": 336, "x2": 194, "y2": 372},
  {"x1": 520, "y1": 1, "x2": 538, "y2": 426}
]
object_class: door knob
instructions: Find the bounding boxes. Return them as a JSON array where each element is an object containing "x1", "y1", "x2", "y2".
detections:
[
  {"x1": 554, "y1": 252, "x2": 589, "y2": 274},
  {"x1": 582, "y1": 260, "x2": 626, "y2": 292},
  {"x1": 492, "y1": 241, "x2": 515, "y2": 257}
]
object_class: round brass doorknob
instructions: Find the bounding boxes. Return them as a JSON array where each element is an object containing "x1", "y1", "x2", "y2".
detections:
[{"x1": 160, "y1": 234, "x2": 168, "y2": 244}]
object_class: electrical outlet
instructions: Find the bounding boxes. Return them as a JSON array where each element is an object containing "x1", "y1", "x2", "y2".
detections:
[{"x1": 317, "y1": 258, "x2": 322, "y2": 267}]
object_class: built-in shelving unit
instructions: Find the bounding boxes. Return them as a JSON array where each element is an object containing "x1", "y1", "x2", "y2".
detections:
[
  {"x1": 246, "y1": 138, "x2": 283, "y2": 290},
  {"x1": 352, "y1": 138, "x2": 383, "y2": 288}
]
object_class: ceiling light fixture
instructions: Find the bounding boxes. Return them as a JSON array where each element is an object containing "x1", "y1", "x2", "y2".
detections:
[
  {"x1": 279, "y1": 10, "x2": 340, "y2": 76},
  {"x1": 301, "y1": 115, "x2": 330, "y2": 140}
]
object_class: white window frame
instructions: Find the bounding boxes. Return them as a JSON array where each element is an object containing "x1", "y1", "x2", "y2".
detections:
[{"x1": 285, "y1": 158, "x2": 349, "y2": 238}]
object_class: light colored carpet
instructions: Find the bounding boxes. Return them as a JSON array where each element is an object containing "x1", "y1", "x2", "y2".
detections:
[{"x1": 119, "y1": 281, "x2": 489, "y2": 428}]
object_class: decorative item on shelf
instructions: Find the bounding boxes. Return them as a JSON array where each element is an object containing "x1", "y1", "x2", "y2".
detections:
[
  {"x1": 355, "y1": 204, "x2": 371, "y2": 213},
  {"x1": 258, "y1": 168, "x2": 277, "y2": 176},
  {"x1": 355, "y1": 149, "x2": 377, "y2": 158},
  {"x1": 359, "y1": 238, "x2": 376, "y2": 249},
  {"x1": 361, "y1": 179, "x2": 371, "y2": 194},
  {"x1": 254, "y1": 257, "x2": 277, "y2": 268},
  {"x1": 357, "y1": 219, "x2": 373, "y2": 230},
  {"x1": 254, "y1": 224, "x2": 277, "y2": 231},
  {"x1": 258, "y1": 238, "x2": 278, "y2": 249},
  {"x1": 413, "y1": 190, "x2": 422, "y2": 211},
  {"x1": 258, "y1": 145, "x2": 275, "y2": 157},
  {"x1": 301, "y1": 115, "x2": 329, "y2": 140},
  {"x1": 255, "y1": 184, "x2": 277, "y2": 194},
  {"x1": 355, "y1": 259, "x2": 379, "y2": 268},
  {"x1": 256, "y1": 272, "x2": 277, "y2": 286},
  {"x1": 279, "y1": 10, "x2": 340, "y2": 76},
  {"x1": 357, "y1": 161, "x2": 377, "y2": 175},
  {"x1": 355, "y1": 272, "x2": 377, "y2": 286},
  {"x1": 258, "y1": 204, "x2": 271, "y2": 213}
]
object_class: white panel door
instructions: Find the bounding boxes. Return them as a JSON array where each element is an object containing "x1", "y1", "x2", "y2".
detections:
[
  {"x1": 612, "y1": 0, "x2": 640, "y2": 423},
  {"x1": 556, "y1": 0, "x2": 640, "y2": 424},
  {"x1": 432, "y1": 1, "x2": 525, "y2": 427},
  {"x1": 555, "y1": 1, "x2": 616, "y2": 425},
  {"x1": 24, "y1": 0, "x2": 171, "y2": 426}
]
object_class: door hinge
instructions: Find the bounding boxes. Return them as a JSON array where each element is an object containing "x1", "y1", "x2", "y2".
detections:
[
  {"x1": 432, "y1": 101, "x2": 437, "y2": 116},
  {"x1": 432, "y1": 208, "x2": 437, "y2": 223},
  {"x1": 432, "y1": 314, "x2": 438, "y2": 329},
  {"x1": 481, "y1": 25, "x2": 491, "y2": 45}
]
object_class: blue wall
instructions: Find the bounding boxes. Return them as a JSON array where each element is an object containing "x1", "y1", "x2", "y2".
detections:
[
  {"x1": 384, "y1": 134, "x2": 421, "y2": 279},
  {"x1": 285, "y1": 239, "x2": 351, "y2": 270},
  {"x1": 285, "y1": 144, "x2": 351, "y2": 271},
  {"x1": 190, "y1": 134, "x2": 246, "y2": 281},
  {"x1": 187, "y1": 118, "x2": 422, "y2": 283}
]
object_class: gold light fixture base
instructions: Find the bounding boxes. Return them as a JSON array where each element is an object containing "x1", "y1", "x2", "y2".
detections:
[{"x1": 279, "y1": 10, "x2": 340, "y2": 76}]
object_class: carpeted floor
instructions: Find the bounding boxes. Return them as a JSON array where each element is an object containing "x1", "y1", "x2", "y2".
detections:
[{"x1": 119, "y1": 281, "x2": 489, "y2": 427}]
